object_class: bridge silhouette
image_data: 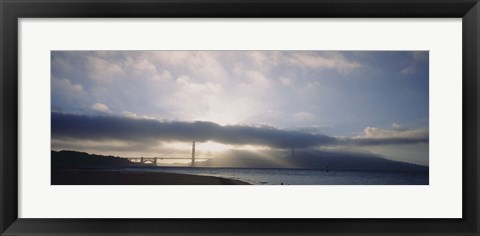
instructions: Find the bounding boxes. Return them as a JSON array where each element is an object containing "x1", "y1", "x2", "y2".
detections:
[
  {"x1": 127, "y1": 143, "x2": 297, "y2": 166},
  {"x1": 127, "y1": 142, "x2": 207, "y2": 166}
]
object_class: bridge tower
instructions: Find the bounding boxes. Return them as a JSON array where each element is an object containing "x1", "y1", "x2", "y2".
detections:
[
  {"x1": 191, "y1": 141, "x2": 196, "y2": 166},
  {"x1": 140, "y1": 156, "x2": 144, "y2": 164},
  {"x1": 154, "y1": 157, "x2": 157, "y2": 166}
]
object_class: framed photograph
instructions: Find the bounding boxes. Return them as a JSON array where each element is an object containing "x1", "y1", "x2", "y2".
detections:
[{"x1": 1, "y1": 0, "x2": 479, "y2": 235}]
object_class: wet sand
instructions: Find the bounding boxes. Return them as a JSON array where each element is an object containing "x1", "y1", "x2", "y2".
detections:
[{"x1": 52, "y1": 169, "x2": 250, "y2": 185}]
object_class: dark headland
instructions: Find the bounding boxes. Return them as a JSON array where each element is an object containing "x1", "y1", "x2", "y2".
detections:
[{"x1": 51, "y1": 151, "x2": 249, "y2": 185}]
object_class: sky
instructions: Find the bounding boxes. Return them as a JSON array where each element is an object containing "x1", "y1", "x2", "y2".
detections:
[{"x1": 51, "y1": 51, "x2": 429, "y2": 166}]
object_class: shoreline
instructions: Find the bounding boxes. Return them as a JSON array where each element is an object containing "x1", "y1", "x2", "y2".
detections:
[{"x1": 52, "y1": 168, "x2": 250, "y2": 185}]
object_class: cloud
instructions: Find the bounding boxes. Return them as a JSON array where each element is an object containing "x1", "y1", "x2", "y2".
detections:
[
  {"x1": 392, "y1": 122, "x2": 408, "y2": 131},
  {"x1": 52, "y1": 77, "x2": 83, "y2": 92},
  {"x1": 246, "y1": 51, "x2": 283, "y2": 72},
  {"x1": 91, "y1": 103, "x2": 111, "y2": 113},
  {"x1": 86, "y1": 56, "x2": 125, "y2": 82},
  {"x1": 150, "y1": 51, "x2": 229, "y2": 82},
  {"x1": 347, "y1": 125, "x2": 429, "y2": 146},
  {"x1": 121, "y1": 111, "x2": 156, "y2": 120},
  {"x1": 51, "y1": 51, "x2": 425, "y2": 137},
  {"x1": 289, "y1": 52, "x2": 362, "y2": 73},
  {"x1": 237, "y1": 69, "x2": 271, "y2": 89},
  {"x1": 400, "y1": 66, "x2": 416, "y2": 75},
  {"x1": 51, "y1": 113, "x2": 428, "y2": 149},
  {"x1": 412, "y1": 51, "x2": 428, "y2": 61},
  {"x1": 52, "y1": 77, "x2": 88, "y2": 99},
  {"x1": 126, "y1": 57, "x2": 172, "y2": 81},
  {"x1": 51, "y1": 77, "x2": 91, "y2": 112},
  {"x1": 175, "y1": 76, "x2": 223, "y2": 94},
  {"x1": 293, "y1": 111, "x2": 315, "y2": 123},
  {"x1": 280, "y1": 77, "x2": 292, "y2": 86},
  {"x1": 51, "y1": 112, "x2": 337, "y2": 149}
]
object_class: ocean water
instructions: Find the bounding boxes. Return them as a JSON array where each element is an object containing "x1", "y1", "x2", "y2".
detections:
[{"x1": 126, "y1": 167, "x2": 429, "y2": 185}]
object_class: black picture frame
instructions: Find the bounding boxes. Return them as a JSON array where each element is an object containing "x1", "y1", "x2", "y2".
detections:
[{"x1": 1, "y1": 0, "x2": 479, "y2": 235}]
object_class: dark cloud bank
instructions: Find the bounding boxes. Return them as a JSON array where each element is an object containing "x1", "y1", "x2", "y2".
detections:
[
  {"x1": 52, "y1": 113, "x2": 429, "y2": 170},
  {"x1": 52, "y1": 112, "x2": 428, "y2": 149},
  {"x1": 52, "y1": 112, "x2": 335, "y2": 148}
]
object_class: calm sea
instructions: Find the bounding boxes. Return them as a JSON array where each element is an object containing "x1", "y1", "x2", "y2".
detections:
[{"x1": 125, "y1": 167, "x2": 429, "y2": 185}]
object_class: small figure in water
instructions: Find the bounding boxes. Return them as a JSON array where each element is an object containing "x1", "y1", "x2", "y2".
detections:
[
  {"x1": 281, "y1": 182, "x2": 283, "y2": 185},
  {"x1": 326, "y1": 166, "x2": 330, "y2": 173}
]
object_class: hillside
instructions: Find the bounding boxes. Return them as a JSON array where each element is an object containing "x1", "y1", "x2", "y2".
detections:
[
  {"x1": 51, "y1": 150, "x2": 137, "y2": 169},
  {"x1": 195, "y1": 149, "x2": 427, "y2": 171}
]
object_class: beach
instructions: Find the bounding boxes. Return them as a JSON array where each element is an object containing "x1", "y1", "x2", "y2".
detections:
[{"x1": 51, "y1": 169, "x2": 250, "y2": 185}]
